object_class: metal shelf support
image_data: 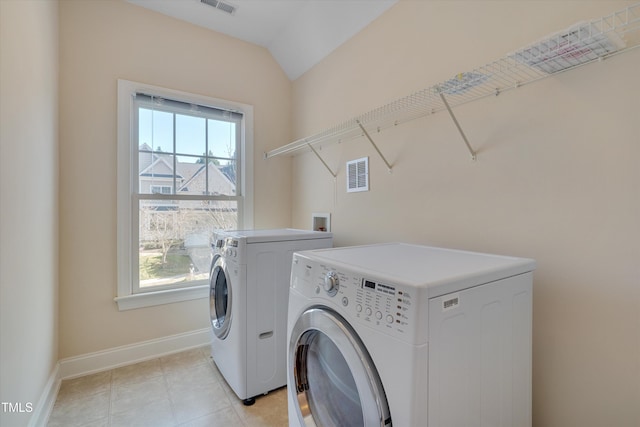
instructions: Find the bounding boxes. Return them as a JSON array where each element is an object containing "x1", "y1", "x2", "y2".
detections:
[
  {"x1": 307, "y1": 142, "x2": 337, "y2": 177},
  {"x1": 357, "y1": 121, "x2": 393, "y2": 172},
  {"x1": 438, "y1": 92, "x2": 477, "y2": 161},
  {"x1": 263, "y1": 4, "x2": 639, "y2": 162}
]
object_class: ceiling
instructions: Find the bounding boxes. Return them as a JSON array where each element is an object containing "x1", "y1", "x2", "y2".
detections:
[{"x1": 128, "y1": 0, "x2": 397, "y2": 80}]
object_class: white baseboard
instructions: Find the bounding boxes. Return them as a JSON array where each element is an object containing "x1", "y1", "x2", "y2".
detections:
[
  {"x1": 28, "y1": 362, "x2": 61, "y2": 427},
  {"x1": 58, "y1": 328, "x2": 212, "y2": 380}
]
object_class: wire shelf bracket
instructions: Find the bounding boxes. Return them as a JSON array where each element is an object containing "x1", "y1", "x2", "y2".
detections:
[
  {"x1": 308, "y1": 142, "x2": 337, "y2": 178},
  {"x1": 438, "y1": 91, "x2": 477, "y2": 161},
  {"x1": 357, "y1": 121, "x2": 393, "y2": 173},
  {"x1": 264, "y1": 3, "x2": 640, "y2": 167}
]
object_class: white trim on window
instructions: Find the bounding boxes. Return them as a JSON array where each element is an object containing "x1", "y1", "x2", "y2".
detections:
[
  {"x1": 114, "y1": 285, "x2": 210, "y2": 311},
  {"x1": 116, "y1": 79, "x2": 253, "y2": 311}
]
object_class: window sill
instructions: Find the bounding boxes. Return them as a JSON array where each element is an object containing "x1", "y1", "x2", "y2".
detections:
[{"x1": 115, "y1": 285, "x2": 209, "y2": 311}]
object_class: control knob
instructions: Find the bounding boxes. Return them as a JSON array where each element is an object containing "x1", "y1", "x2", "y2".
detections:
[{"x1": 323, "y1": 271, "x2": 339, "y2": 296}]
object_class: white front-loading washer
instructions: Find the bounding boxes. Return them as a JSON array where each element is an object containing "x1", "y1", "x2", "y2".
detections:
[
  {"x1": 209, "y1": 229, "x2": 332, "y2": 405},
  {"x1": 287, "y1": 243, "x2": 536, "y2": 426}
]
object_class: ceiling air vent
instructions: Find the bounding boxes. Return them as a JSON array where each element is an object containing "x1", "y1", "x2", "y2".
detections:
[
  {"x1": 346, "y1": 157, "x2": 369, "y2": 193},
  {"x1": 200, "y1": 0, "x2": 237, "y2": 15}
]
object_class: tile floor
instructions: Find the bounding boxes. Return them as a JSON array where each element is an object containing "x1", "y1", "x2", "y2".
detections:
[{"x1": 47, "y1": 346, "x2": 288, "y2": 427}]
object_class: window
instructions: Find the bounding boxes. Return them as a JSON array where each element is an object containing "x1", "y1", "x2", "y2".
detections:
[
  {"x1": 150, "y1": 185, "x2": 172, "y2": 194},
  {"x1": 117, "y1": 80, "x2": 253, "y2": 310}
]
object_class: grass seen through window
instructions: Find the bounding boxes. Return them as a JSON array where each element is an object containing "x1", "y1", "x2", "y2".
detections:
[{"x1": 139, "y1": 250, "x2": 192, "y2": 286}]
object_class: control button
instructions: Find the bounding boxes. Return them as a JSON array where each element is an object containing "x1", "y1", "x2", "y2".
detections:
[
  {"x1": 315, "y1": 286, "x2": 321, "y2": 295},
  {"x1": 375, "y1": 311, "x2": 382, "y2": 320},
  {"x1": 386, "y1": 315, "x2": 394, "y2": 324},
  {"x1": 356, "y1": 304, "x2": 362, "y2": 313},
  {"x1": 324, "y1": 271, "x2": 339, "y2": 297},
  {"x1": 342, "y1": 297, "x2": 349, "y2": 307},
  {"x1": 365, "y1": 307, "x2": 372, "y2": 316}
]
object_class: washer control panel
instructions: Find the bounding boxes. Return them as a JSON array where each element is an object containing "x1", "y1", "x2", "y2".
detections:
[
  {"x1": 292, "y1": 255, "x2": 417, "y2": 339},
  {"x1": 214, "y1": 238, "x2": 240, "y2": 259}
]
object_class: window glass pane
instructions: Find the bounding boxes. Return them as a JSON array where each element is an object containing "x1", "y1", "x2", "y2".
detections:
[
  {"x1": 304, "y1": 332, "x2": 364, "y2": 426},
  {"x1": 138, "y1": 112, "x2": 237, "y2": 196},
  {"x1": 138, "y1": 199, "x2": 238, "y2": 290},
  {"x1": 208, "y1": 119, "x2": 236, "y2": 163},
  {"x1": 176, "y1": 114, "x2": 206, "y2": 157},
  {"x1": 139, "y1": 108, "x2": 173, "y2": 153},
  {"x1": 150, "y1": 185, "x2": 172, "y2": 194},
  {"x1": 174, "y1": 155, "x2": 203, "y2": 194},
  {"x1": 169, "y1": 157, "x2": 236, "y2": 196},
  {"x1": 212, "y1": 160, "x2": 236, "y2": 195},
  {"x1": 139, "y1": 153, "x2": 175, "y2": 195},
  {"x1": 207, "y1": 119, "x2": 237, "y2": 196},
  {"x1": 139, "y1": 107, "x2": 175, "y2": 194}
]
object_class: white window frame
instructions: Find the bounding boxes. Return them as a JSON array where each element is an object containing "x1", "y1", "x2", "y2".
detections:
[{"x1": 116, "y1": 79, "x2": 254, "y2": 311}]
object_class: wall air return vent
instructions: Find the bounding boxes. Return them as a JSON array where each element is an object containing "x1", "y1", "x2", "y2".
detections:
[
  {"x1": 201, "y1": 0, "x2": 237, "y2": 15},
  {"x1": 346, "y1": 157, "x2": 369, "y2": 193}
]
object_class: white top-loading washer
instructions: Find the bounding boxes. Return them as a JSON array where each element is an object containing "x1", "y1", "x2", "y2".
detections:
[
  {"x1": 209, "y1": 228, "x2": 333, "y2": 405},
  {"x1": 287, "y1": 242, "x2": 535, "y2": 426}
]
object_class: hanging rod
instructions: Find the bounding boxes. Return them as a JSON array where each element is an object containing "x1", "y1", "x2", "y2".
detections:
[
  {"x1": 357, "y1": 121, "x2": 393, "y2": 172},
  {"x1": 264, "y1": 3, "x2": 640, "y2": 161}
]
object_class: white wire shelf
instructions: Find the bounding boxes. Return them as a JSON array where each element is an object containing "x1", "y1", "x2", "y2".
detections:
[{"x1": 265, "y1": 3, "x2": 640, "y2": 162}]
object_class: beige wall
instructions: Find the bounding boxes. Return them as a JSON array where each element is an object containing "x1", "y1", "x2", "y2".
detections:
[
  {"x1": 291, "y1": 1, "x2": 639, "y2": 426},
  {"x1": 3, "y1": 1, "x2": 637, "y2": 425},
  {"x1": 0, "y1": 0, "x2": 59, "y2": 425},
  {"x1": 58, "y1": 0, "x2": 292, "y2": 358}
]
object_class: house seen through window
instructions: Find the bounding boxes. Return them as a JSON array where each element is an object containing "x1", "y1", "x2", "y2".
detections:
[{"x1": 135, "y1": 93, "x2": 242, "y2": 292}]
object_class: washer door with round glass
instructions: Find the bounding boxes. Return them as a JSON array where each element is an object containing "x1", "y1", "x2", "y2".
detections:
[
  {"x1": 289, "y1": 307, "x2": 392, "y2": 427},
  {"x1": 209, "y1": 255, "x2": 232, "y2": 340}
]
